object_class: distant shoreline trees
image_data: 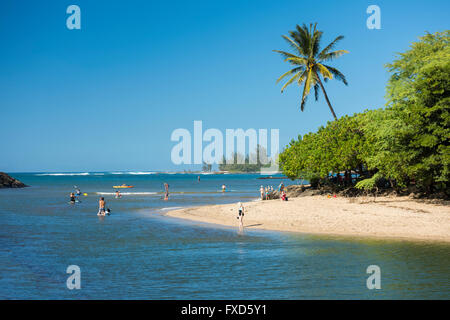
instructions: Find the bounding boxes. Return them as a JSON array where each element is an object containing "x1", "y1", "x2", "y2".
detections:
[{"x1": 219, "y1": 145, "x2": 273, "y2": 172}]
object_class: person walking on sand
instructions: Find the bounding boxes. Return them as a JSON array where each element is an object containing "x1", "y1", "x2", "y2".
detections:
[
  {"x1": 237, "y1": 202, "x2": 245, "y2": 232},
  {"x1": 98, "y1": 197, "x2": 106, "y2": 216}
]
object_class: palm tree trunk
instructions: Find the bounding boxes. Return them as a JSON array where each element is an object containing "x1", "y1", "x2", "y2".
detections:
[{"x1": 315, "y1": 71, "x2": 338, "y2": 120}]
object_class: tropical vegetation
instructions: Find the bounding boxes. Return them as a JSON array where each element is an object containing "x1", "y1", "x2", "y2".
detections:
[
  {"x1": 278, "y1": 31, "x2": 449, "y2": 197},
  {"x1": 219, "y1": 145, "x2": 273, "y2": 172},
  {"x1": 274, "y1": 23, "x2": 348, "y2": 120}
]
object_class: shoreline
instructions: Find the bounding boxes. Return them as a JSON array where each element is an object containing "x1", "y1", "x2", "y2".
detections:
[{"x1": 165, "y1": 195, "x2": 450, "y2": 243}]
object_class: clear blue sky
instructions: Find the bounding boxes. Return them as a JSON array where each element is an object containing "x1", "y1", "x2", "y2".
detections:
[{"x1": 1, "y1": 0, "x2": 448, "y2": 172}]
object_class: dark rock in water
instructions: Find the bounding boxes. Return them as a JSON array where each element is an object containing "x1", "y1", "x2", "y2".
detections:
[{"x1": 0, "y1": 172, "x2": 28, "y2": 188}]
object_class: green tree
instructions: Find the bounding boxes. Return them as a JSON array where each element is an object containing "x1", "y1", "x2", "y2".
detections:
[
  {"x1": 279, "y1": 114, "x2": 368, "y2": 182},
  {"x1": 374, "y1": 31, "x2": 449, "y2": 191},
  {"x1": 217, "y1": 145, "x2": 273, "y2": 173},
  {"x1": 274, "y1": 23, "x2": 348, "y2": 120}
]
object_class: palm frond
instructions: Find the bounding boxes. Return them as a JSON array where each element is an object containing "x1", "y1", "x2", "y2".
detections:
[
  {"x1": 281, "y1": 35, "x2": 301, "y2": 54},
  {"x1": 276, "y1": 67, "x2": 302, "y2": 83},
  {"x1": 297, "y1": 69, "x2": 308, "y2": 85},
  {"x1": 300, "y1": 69, "x2": 313, "y2": 111},
  {"x1": 322, "y1": 65, "x2": 348, "y2": 85},
  {"x1": 293, "y1": 24, "x2": 312, "y2": 56},
  {"x1": 300, "y1": 95, "x2": 308, "y2": 111},
  {"x1": 316, "y1": 63, "x2": 333, "y2": 80},
  {"x1": 311, "y1": 24, "x2": 323, "y2": 57},
  {"x1": 319, "y1": 50, "x2": 349, "y2": 62},
  {"x1": 273, "y1": 50, "x2": 300, "y2": 60},
  {"x1": 318, "y1": 35, "x2": 344, "y2": 58},
  {"x1": 314, "y1": 84, "x2": 320, "y2": 101},
  {"x1": 280, "y1": 71, "x2": 301, "y2": 93},
  {"x1": 286, "y1": 57, "x2": 308, "y2": 65}
]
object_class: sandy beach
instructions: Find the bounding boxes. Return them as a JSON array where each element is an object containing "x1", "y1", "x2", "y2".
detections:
[{"x1": 166, "y1": 196, "x2": 450, "y2": 242}]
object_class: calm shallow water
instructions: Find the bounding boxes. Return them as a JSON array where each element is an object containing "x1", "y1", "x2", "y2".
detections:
[{"x1": 0, "y1": 173, "x2": 449, "y2": 299}]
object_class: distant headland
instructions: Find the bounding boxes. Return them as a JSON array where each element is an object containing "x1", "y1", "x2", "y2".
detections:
[{"x1": 0, "y1": 172, "x2": 27, "y2": 188}]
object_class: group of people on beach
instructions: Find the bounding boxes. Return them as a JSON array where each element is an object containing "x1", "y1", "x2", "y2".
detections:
[
  {"x1": 259, "y1": 182, "x2": 288, "y2": 201},
  {"x1": 260, "y1": 185, "x2": 274, "y2": 200}
]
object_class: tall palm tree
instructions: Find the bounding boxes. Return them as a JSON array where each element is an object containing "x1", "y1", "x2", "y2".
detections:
[{"x1": 274, "y1": 23, "x2": 348, "y2": 120}]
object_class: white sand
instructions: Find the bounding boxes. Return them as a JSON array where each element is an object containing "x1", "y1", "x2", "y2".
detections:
[{"x1": 166, "y1": 196, "x2": 450, "y2": 242}]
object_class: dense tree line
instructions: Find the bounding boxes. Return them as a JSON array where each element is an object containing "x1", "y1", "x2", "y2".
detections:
[
  {"x1": 219, "y1": 145, "x2": 272, "y2": 172},
  {"x1": 279, "y1": 31, "x2": 449, "y2": 197}
]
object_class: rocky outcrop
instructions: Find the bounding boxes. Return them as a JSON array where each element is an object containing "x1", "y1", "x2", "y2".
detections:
[{"x1": 0, "y1": 172, "x2": 27, "y2": 188}]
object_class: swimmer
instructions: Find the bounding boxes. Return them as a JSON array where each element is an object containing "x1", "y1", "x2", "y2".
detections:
[
  {"x1": 115, "y1": 190, "x2": 121, "y2": 198},
  {"x1": 69, "y1": 192, "x2": 76, "y2": 204}
]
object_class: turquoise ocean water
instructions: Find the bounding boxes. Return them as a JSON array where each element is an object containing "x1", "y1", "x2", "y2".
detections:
[{"x1": 0, "y1": 172, "x2": 449, "y2": 299}]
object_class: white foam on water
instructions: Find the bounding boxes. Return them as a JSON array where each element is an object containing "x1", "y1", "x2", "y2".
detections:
[
  {"x1": 36, "y1": 173, "x2": 90, "y2": 176},
  {"x1": 110, "y1": 171, "x2": 156, "y2": 175},
  {"x1": 128, "y1": 172, "x2": 156, "y2": 175}
]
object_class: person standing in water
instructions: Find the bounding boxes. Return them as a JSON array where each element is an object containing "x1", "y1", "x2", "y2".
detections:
[
  {"x1": 237, "y1": 202, "x2": 245, "y2": 232},
  {"x1": 222, "y1": 184, "x2": 226, "y2": 192},
  {"x1": 98, "y1": 197, "x2": 106, "y2": 216},
  {"x1": 69, "y1": 192, "x2": 76, "y2": 204},
  {"x1": 115, "y1": 190, "x2": 121, "y2": 198},
  {"x1": 260, "y1": 185, "x2": 265, "y2": 200},
  {"x1": 198, "y1": 175, "x2": 201, "y2": 182},
  {"x1": 164, "y1": 183, "x2": 169, "y2": 201}
]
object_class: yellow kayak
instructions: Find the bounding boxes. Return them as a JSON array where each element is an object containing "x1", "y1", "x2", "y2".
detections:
[{"x1": 113, "y1": 185, "x2": 134, "y2": 188}]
